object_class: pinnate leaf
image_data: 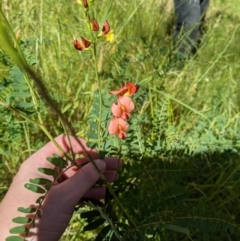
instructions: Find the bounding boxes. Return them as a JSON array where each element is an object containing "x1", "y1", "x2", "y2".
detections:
[
  {"x1": 87, "y1": 132, "x2": 99, "y2": 140},
  {"x1": 83, "y1": 218, "x2": 105, "y2": 231},
  {"x1": 95, "y1": 225, "x2": 111, "y2": 241},
  {"x1": 6, "y1": 236, "x2": 24, "y2": 241},
  {"x1": 81, "y1": 210, "x2": 100, "y2": 221},
  {"x1": 12, "y1": 217, "x2": 32, "y2": 224},
  {"x1": 45, "y1": 182, "x2": 52, "y2": 191},
  {"x1": 88, "y1": 120, "x2": 98, "y2": 130},
  {"x1": 24, "y1": 183, "x2": 46, "y2": 194},
  {"x1": 29, "y1": 178, "x2": 52, "y2": 186},
  {"x1": 37, "y1": 209, "x2": 42, "y2": 218},
  {"x1": 9, "y1": 226, "x2": 28, "y2": 234},
  {"x1": 46, "y1": 154, "x2": 67, "y2": 168},
  {"x1": 38, "y1": 168, "x2": 58, "y2": 177},
  {"x1": 10, "y1": 92, "x2": 32, "y2": 98},
  {"x1": 36, "y1": 196, "x2": 45, "y2": 204},
  {"x1": 11, "y1": 83, "x2": 29, "y2": 90},
  {"x1": 165, "y1": 224, "x2": 190, "y2": 235},
  {"x1": 14, "y1": 102, "x2": 34, "y2": 108},
  {"x1": 86, "y1": 141, "x2": 97, "y2": 149},
  {"x1": 17, "y1": 207, "x2": 36, "y2": 213}
]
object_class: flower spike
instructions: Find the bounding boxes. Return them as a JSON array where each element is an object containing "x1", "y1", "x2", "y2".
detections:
[{"x1": 74, "y1": 37, "x2": 91, "y2": 51}]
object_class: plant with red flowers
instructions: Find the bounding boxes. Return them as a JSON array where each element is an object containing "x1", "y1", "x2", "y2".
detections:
[
  {"x1": 108, "y1": 82, "x2": 139, "y2": 139},
  {"x1": 73, "y1": 1, "x2": 114, "y2": 53},
  {"x1": 72, "y1": 0, "x2": 117, "y2": 154}
]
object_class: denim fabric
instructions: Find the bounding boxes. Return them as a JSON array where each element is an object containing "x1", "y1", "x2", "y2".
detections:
[{"x1": 173, "y1": 0, "x2": 209, "y2": 54}]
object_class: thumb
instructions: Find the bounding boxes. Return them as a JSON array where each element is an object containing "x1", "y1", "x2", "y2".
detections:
[{"x1": 60, "y1": 159, "x2": 106, "y2": 206}]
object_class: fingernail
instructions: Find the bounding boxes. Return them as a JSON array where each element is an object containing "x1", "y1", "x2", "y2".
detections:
[{"x1": 95, "y1": 159, "x2": 106, "y2": 172}]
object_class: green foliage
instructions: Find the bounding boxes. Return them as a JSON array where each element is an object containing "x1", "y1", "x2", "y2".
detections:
[
  {"x1": 6, "y1": 152, "x2": 64, "y2": 240},
  {"x1": 5, "y1": 236, "x2": 23, "y2": 241},
  {"x1": 38, "y1": 168, "x2": 59, "y2": 177},
  {"x1": 1, "y1": 0, "x2": 240, "y2": 241},
  {"x1": 83, "y1": 218, "x2": 106, "y2": 231},
  {"x1": 46, "y1": 154, "x2": 68, "y2": 168},
  {"x1": 29, "y1": 177, "x2": 52, "y2": 186},
  {"x1": 17, "y1": 207, "x2": 37, "y2": 214},
  {"x1": 86, "y1": 89, "x2": 116, "y2": 155},
  {"x1": 12, "y1": 217, "x2": 32, "y2": 224},
  {"x1": 9, "y1": 226, "x2": 28, "y2": 234},
  {"x1": 165, "y1": 225, "x2": 190, "y2": 235},
  {"x1": 24, "y1": 183, "x2": 46, "y2": 194}
]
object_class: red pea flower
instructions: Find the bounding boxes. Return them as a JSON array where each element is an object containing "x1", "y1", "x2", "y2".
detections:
[
  {"x1": 99, "y1": 20, "x2": 110, "y2": 36},
  {"x1": 110, "y1": 82, "x2": 139, "y2": 97},
  {"x1": 74, "y1": 37, "x2": 91, "y2": 51},
  {"x1": 111, "y1": 96, "x2": 135, "y2": 120},
  {"x1": 102, "y1": 20, "x2": 110, "y2": 35},
  {"x1": 108, "y1": 117, "x2": 129, "y2": 140},
  {"x1": 90, "y1": 19, "x2": 99, "y2": 31}
]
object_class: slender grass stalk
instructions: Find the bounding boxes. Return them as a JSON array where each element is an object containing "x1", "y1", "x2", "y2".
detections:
[
  {"x1": 93, "y1": 42, "x2": 103, "y2": 151},
  {"x1": 2, "y1": 0, "x2": 9, "y2": 19},
  {"x1": 39, "y1": 0, "x2": 43, "y2": 44},
  {"x1": 23, "y1": 122, "x2": 31, "y2": 155},
  {"x1": 154, "y1": 89, "x2": 210, "y2": 121},
  {"x1": 196, "y1": 25, "x2": 238, "y2": 84}
]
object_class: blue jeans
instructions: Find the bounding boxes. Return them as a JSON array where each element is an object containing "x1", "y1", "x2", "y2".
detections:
[{"x1": 174, "y1": 0, "x2": 209, "y2": 54}]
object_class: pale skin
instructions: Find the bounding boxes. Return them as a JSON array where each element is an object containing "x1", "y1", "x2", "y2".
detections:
[{"x1": 0, "y1": 134, "x2": 121, "y2": 241}]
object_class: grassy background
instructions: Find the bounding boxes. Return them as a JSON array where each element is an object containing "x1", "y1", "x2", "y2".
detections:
[{"x1": 1, "y1": 0, "x2": 240, "y2": 240}]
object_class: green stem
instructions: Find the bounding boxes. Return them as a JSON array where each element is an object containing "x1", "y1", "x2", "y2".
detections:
[
  {"x1": 148, "y1": 78, "x2": 154, "y2": 140},
  {"x1": 82, "y1": 11, "x2": 136, "y2": 227},
  {"x1": 148, "y1": 77, "x2": 154, "y2": 119},
  {"x1": 84, "y1": 8, "x2": 102, "y2": 151},
  {"x1": 99, "y1": 171, "x2": 138, "y2": 229}
]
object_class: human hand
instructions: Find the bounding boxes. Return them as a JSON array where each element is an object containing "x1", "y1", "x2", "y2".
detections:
[{"x1": 0, "y1": 134, "x2": 121, "y2": 241}]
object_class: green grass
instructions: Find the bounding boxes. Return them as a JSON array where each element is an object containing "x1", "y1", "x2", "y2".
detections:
[{"x1": 1, "y1": 0, "x2": 240, "y2": 240}]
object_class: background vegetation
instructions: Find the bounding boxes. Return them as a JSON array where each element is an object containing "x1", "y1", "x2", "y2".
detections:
[{"x1": 1, "y1": 0, "x2": 240, "y2": 240}]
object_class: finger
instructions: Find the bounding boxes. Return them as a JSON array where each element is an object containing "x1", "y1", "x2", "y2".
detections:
[
  {"x1": 104, "y1": 157, "x2": 123, "y2": 170},
  {"x1": 104, "y1": 172, "x2": 118, "y2": 182},
  {"x1": 81, "y1": 173, "x2": 118, "y2": 199},
  {"x1": 75, "y1": 157, "x2": 122, "y2": 170},
  {"x1": 83, "y1": 187, "x2": 106, "y2": 199},
  {"x1": 63, "y1": 165, "x2": 119, "y2": 181},
  {"x1": 57, "y1": 159, "x2": 106, "y2": 208},
  {"x1": 22, "y1": 134, "x2": 96, "y2": 171}
]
